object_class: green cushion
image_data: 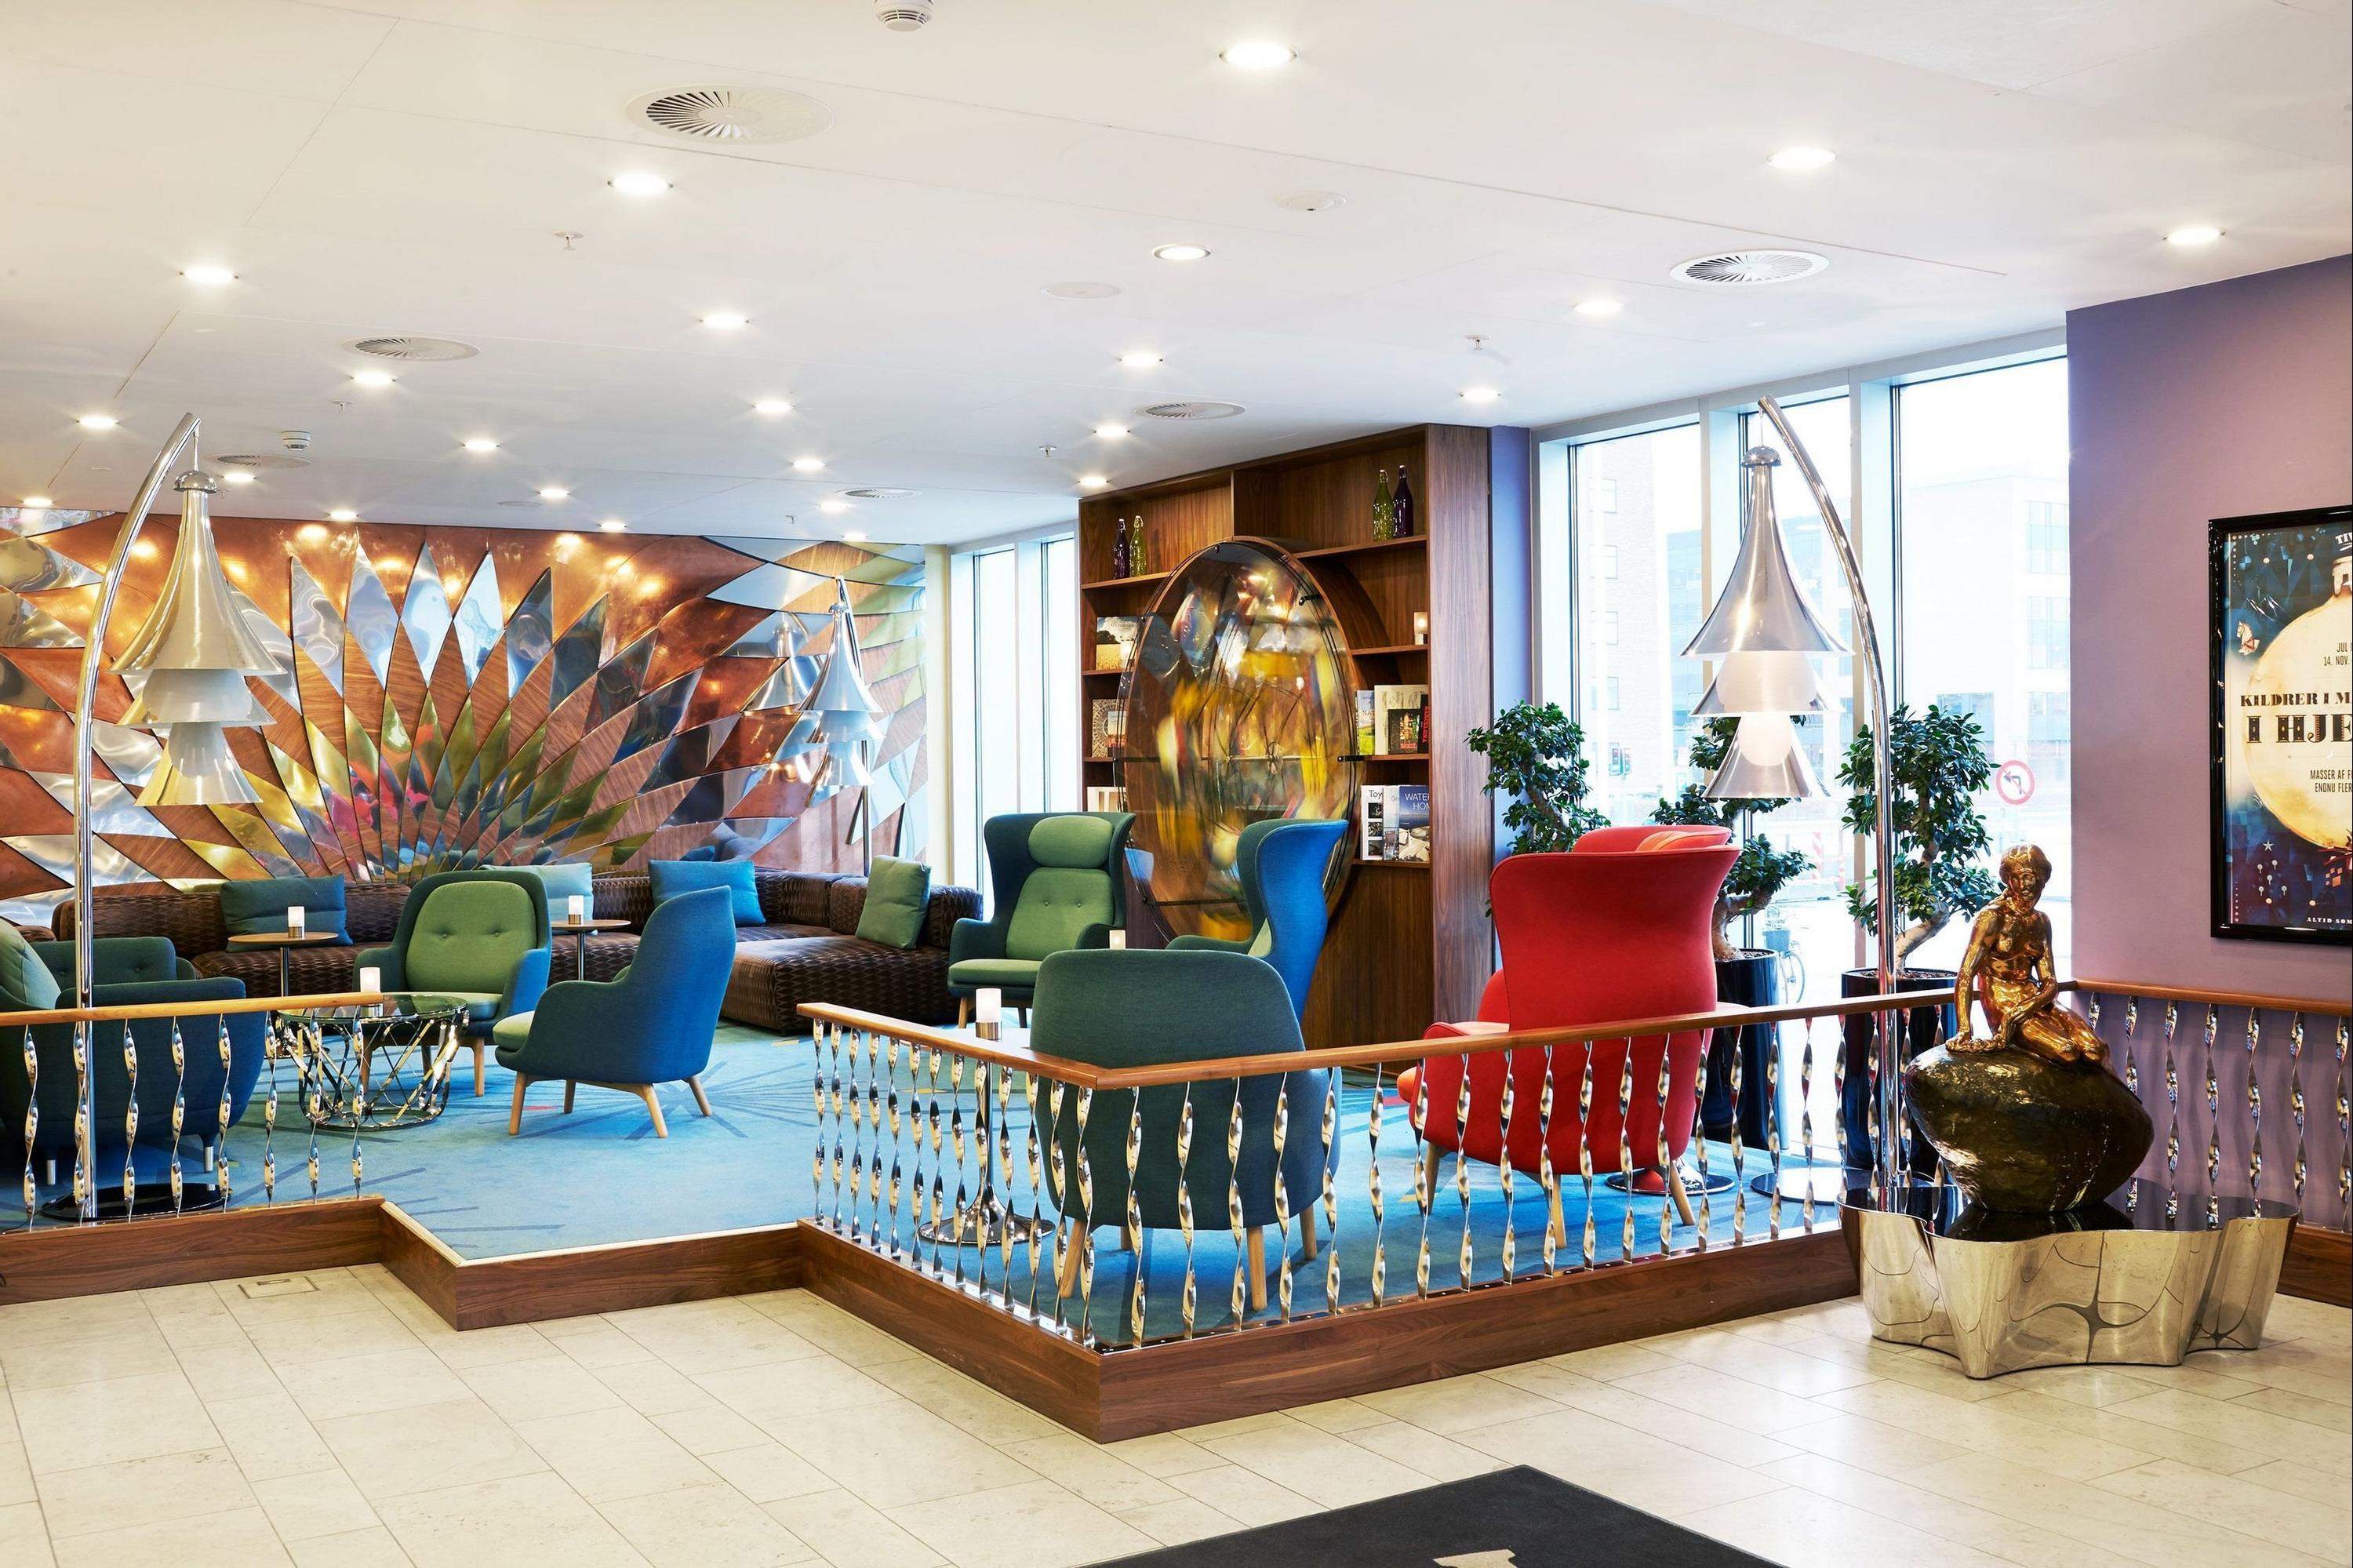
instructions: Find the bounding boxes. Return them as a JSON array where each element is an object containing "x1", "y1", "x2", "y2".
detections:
[
  {"x1": 1029, "y1": 815, "x2": 1115, "y2": 868},
  {"x1": 1005, "y1": 868, "x2": 1112, "y2": 960},
  {"x1": 949, "y1": 957, "x2": 1042, "y2": 991},
  {"x1": 649, "y1": 859, "x2": 762, "y2": 924},
  {"x1": 0, "y1": 922, "x2": 60, "y2": 1012},
  {"x1": 854, "y1": 857, "x2": 930, "y2": 950},
  {"x1": 402, "y1": 882, "x2": 536, "y2": 996},
  {"x1": 220, "y1": 875, "x2": 350, "y2": 942},
  {"x1": 492, "y1": 1010, "x2": 534, "y2": 1047},
  {"x1": 510, "y1": 863, "x2": 594, "y2": 913}
]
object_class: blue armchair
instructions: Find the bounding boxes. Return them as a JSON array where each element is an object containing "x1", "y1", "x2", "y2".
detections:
[
  {"x1": 1, "y1": 937, "x2": 267, "y2": 1184},
  {"x1": 356, "y1": 870, "x2": 551, "y2": 1097},
  {"x1": 1030, "y1": 948, "x2": 1328, "y2": 1313},
  {"x1": 493, "y1": 886, "x2": 733, "y2": 1137},
  {"x1": 947, "y1": 811, "x2": 1134, "y2": 1017},
  {"x1": 1166, "y1": 817, "x2": 1347, "y2": 1020}
]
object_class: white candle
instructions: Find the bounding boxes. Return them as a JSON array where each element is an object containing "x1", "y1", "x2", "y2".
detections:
[
  {"x1": 567, "y1": 893, "x2": 587, "y2": 923},
  {"x1": 974, "y1": 988, "x2": 1002, "y2": 1026},
  {"x1": 358, "y1": 966, "x2": 382, "y2": 994},
  {"x1": 1413, "y1": 610, "x2": 1429, "y2": 646},
  {"x1": 287, "y1": 905, "x2": 306, "y2": 937},
  {"x1": 1107, "y1": 930, "x2": 1127, "y2": 950}
]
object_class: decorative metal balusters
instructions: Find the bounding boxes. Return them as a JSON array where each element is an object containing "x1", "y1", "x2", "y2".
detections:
[
  {"x1": 2203, "y1": 1005, "x2": 2222, "y2": 1227},
  {"x1": 2246, "y1": 1010, "x2": 2264, "y2": 1200},
  {"x1": 1367, "y1": 1064, "x2": 1390, "y2": 1304},
  {"x1": 1495, "y1": 1049, "x2": 1517, "y2": 1281},
  {"x1": 19, "y1": 1024, "x2": 35, "y2": 1228},
  {"x1": 2287, "y1": 1013, "x2": 2306, "y2": 1210},
  {"x1": 1616, "y1": 1040, "x2": 1636, "y2": 1262},
  {"x1": 2162, "y1": 1001, "x2": 2182, "y2": 1217}
]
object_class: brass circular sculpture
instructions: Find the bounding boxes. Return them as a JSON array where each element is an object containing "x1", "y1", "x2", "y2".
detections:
[
  {"x1": 1906, "y1": 845, "x2": 2155, "y2": 1211},
  {"x1": 1120, "y1": 537, "x2": 1357, "y2": 940}
]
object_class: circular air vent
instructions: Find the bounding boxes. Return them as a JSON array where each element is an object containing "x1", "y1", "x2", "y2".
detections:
[
  {"x1": 840, "y1": 487, "x2": 917, "y2": 500},
  {"x1": 1138, "y1": 401, "x2": 1244, "y2": 420},
  {"x1": 213, "y1": 453, "x2": 310, "y2": 471},
  {"x1": 1042, "y1": 280, "x2": 1121, "y2": 300},
  {"x1": 629, "y1": 85, "x2": 831, "y2": 145},
  {"x1": 1669, "y1": 250, "x2": 1828, "y2": 286},
  {"x1": 344, "y1": 335, "x2": 479, "y2": 361}
]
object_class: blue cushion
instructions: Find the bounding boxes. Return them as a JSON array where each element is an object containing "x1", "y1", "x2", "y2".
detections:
[
  {"x1": 218, "y1": 875, "x2": 350, "y2": 944},
  {"x1": 510, "y1": 862, "x2": 595, "y2": 915},
  {"x1": 649, "y1": 859, "x2": 761, "y2": 925}
]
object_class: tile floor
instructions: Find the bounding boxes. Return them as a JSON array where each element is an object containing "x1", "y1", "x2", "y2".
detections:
[{"x1": 0, "y1": 1267, "x2": 2344, "y2": 1567}]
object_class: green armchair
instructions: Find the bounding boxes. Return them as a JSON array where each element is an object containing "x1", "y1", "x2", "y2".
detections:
[
  {"x1": 355, "y1": 870, "x2": 551, "y2": 1097},
  {"x1": 947, "y1": 811, "x2": 1133, "y2": 1017},
  {"x1": 1166, "y1": 817, "x2": 1348, "y2": 1020}
]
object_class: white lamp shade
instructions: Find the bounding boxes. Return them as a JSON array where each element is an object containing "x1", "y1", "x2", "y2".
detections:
[
  {"x1": 1682, "y1": 449, "x2": 1849, "y2": 660},
  {"x1": 136, "y1": 720, "x2": 260, "y2": 805},
  {"x1": 122, "y1": 666, "x2": 267, "y2": 727},
  {"x1": 1693, "y1": 650, "x2": 1826, "y2": 716},
  {"x1": 1705, "y1": 711, "x2": 1822, "y2": 800},
  {"x1": 115, "y1": 475, "x2": 283, "y2": 680}
]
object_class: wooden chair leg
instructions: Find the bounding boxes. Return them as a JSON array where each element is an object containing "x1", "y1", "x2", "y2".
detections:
[
  {"x1": 1244, "y1": 1226, "x2": 1268, "y2": 1312},
  {"x1": 1299, "y1": 1205, "x2": 1318, "y2": 1261},
  {"x1": 1547, "y1": 1182, "x2": 1567, "y2": 1251},
  {"x1": 687, "y1": 1075, "x2": 713, "y2": 1116},
  {"x1": 507, "y1": 1075, "x2": 530, "y2": 1136},
  {"x1": 473, "y1": 1042, "x2": 487, "y2": 1097},
  {"x1": 1055, "y1": 1227, "x2": 1087, "y2": 1299},
  {"x1": 1419, "y1": 1143, "x2": 1443, "y2": 1196},
  {"x1": 636, "y1": 1085, "x2": 668, "y2": 1139},
  {"x1": 1664, "y1": 1162, "x2": 1697, "y2": 1227},
  {"x1": 957, "y1": 996, "x2": 970, "y2": 1027},
  {"x1": 562, "y1": 1080, "x2": 576, "y2": 1114}
]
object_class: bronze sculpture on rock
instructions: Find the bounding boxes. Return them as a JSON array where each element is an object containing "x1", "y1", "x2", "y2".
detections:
[{"x1": 1904, "y1": 846, "x2": 2155, "y2": 1212}]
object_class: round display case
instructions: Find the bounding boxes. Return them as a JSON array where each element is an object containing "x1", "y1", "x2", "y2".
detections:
[{"x1": 1118, "y1": 537, "x2": 1358, "y2": 940}]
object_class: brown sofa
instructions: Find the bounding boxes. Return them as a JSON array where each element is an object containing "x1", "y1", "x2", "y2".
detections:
[{"x1": 58, "y1": 869, "x2": 980, "y2": 1033}]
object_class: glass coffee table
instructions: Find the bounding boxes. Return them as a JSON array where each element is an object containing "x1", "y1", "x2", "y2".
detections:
[{"x1": 272, "y1": 994, "x2": 470, "y2": 1132}]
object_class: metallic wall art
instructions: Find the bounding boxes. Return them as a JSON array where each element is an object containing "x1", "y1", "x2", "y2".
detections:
[{"x1": 0, "y1": 505, "x2": 926, "y2": 926}]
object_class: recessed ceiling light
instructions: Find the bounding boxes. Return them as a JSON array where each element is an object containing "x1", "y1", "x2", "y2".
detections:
[
  {"x1": 702, "y1": 311, "x2": 749, "y2": 330},
  {"x1": 1460, "y1": 387, "x2": 1502, "y2": 404},
  {"x1": 820, "y1": 500, "x2": 849, "y2": 515},
  {"x1": 2166, "y1": 224, "x2": 2224, "y2": 246},
  {"x1": 1220, "y1": 39, "x2": 1297, "y2": 70},
  {"x1": 598, "y1": 518, "x2": 627, "y2": 533},
  {"x1": 77, "y1": 414, "x2": 118, "y2": 431},
  {"x1": 352, "y1": 369, "x2": 395, "y2": 389},
  {"x1": 1078, "y1": 475, "x2": 1110, "y2": 489},
  {"x1": 1094, "y1": 424, "x2": 1130, "y2": 439},
  {"x1": 753, "y1": 398, "x2": 793, "y2": 416},
  {"x1": 538, "y1": 486, "x2": 569, "y2": 501},
  {"x1": 327, "y1": 508, "x2": 358, "y2": 522},
  {"x1": 1769, "y1": 146, "x2": 1836, "y2": 172},
  {"x1": 1119, "y1": 351, "x2": 1162, "y2": 368},
  {"x1": 462, "y1": 437, "x2": 499, "y2": 453},
  {"x1": 609, "y1": 171, "x2": 671, "y2": 197},
  {"x1": 180, "y1": 264, "x2": 237, "y2": 286},
  {"x1": 221, "y1": 469, "x2": 256, "y2": 486},
  {"x1": 791, "y1": 457, "x2": 824, "y2": 472},
  {"x1": 1152, "y1": 244, "x2": 1210, "y2": 263},
  {"x1": 23, "y1": 496, "x2": 53, "y2": 508},
  {"x1": 1574, "y1": 298, "x2": 1623, "y2": 318}
]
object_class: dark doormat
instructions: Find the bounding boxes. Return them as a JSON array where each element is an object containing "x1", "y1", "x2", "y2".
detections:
[{"x1": 1106, "y1": 1465, "x2": 1772, "y2": 1567}]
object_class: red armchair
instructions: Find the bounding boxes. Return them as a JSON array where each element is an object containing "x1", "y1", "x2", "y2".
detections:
[{"x1": 1399, "y1": 828, "x2": 1737, "y2": 1239}]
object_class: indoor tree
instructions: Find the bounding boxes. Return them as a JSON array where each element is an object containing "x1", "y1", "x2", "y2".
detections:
[
  {"x1": 1464, "y1": 700, "x2": 1608, "y2": 856},
  {"x1": 1653, "y1": 717, "x2": 1812, "y2": 962},
  {"x1": 1838, "y1": 702, "x2": 1997, "y2": 969}
]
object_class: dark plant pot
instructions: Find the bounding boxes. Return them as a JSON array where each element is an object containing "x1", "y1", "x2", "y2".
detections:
[
  {"x1": 1840, "y1": 966, "x2": 1956, "y2": 1180},
  {"x1": 1703, "y1": 950, "x2": 1778, "y2": 1145}
]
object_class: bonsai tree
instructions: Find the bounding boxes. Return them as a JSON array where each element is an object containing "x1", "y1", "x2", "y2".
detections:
[
  {"x1": 1653, "y1": 717, "x2": 1812, "y2": 962},
  {"x1": 1464, "y1": 700, "x2": 1608, "y2": 856},
  {"x1": 1838, "y1": 702, "x2": 1997, "y2": 970}
]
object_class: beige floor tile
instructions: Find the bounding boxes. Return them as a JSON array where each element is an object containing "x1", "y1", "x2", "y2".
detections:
[
  {"x1": 1196, "y1": 1417, "x2": 1431, "y2": 1508},
  {"x1": 35, "y1": 1446, "x2": 254, "y2": 1538},
  {"x1": 1774, "y1": 1411, "x2": 1969, "y2": 1478},
  {"x1": 998, "y1": 1432, "x2": 1182, "y2": 1512},
  {"x1": 770, "y1": 1394, "x2": 1038, "y2": 1510},
  {"x1": 173, "y1": 1334, "x2": 287, "y2": 1403},
  {"x1": 457, "y1": 1355, "x2": 625, "y2": 1423},
  {"x1": 1905, "y1": 1450, "x2": 2332, "y2": 1568},
  {"x1": 1518, "y1": 1372, "x2": 1802, "y2": 1466},
  {"x1": 49, "y1": 1503, "x2": 291, "y2": 1567},
  {"x1": 2092, "y1": 1456, "x2": 2353, "y2": 1560},
  {"x1": 246, "y1": 1304, "x2": 424, "y2": 1367},
  {"x1": 611, "y1": 1301, "x2": 826, "y2": 1376},
  {"x1": 650, "y1": 1405, "x2": 769, "y2": 1456},
  {"x1": 1452, "y1": 1406, "x2": 1784, "y2": 1518},
  {"x1": 0, "y1": 1325, "x2": 181, "y2": 1392},
  {"x1": 598, "y1": 1482, "x2": 816, "y2": 1567},
  {"x1": 2100, "y1": 1386, "x2": 2351, "y2": 1476},
  {"x1": 701, "y1": 1442, "x2": 835, "y2": 1504},
  {"x1": 762, "y1": 1486, "x2": 944, "y2": 1567},
  {"x1": 1112, "y1": 1495, "x2": 1236, "y2": 1546},
  {"x1": 863, "y1": 1357, "x2": 1064, "y2": 1444},
  {"x1": 699, "y1": 1356, "x2": 894, "y2": 1427},
  {"x1": 216, "y1": 1271, "x2": 387, "y2": 1330},
  {"x1": 1980, "y1": 1386, "x2": 2278, "y2": 1475},
  {"x1": 2235, "y1": 1455, "x2": 2353, "y2": 1508},
  {"x1": 286, "y1": 1525, "x2": 414, "y2": 1566},
  {"x1": 514, "y1": 1407, "x2": 721, "y2": 1504},
  {"x1": 251, "y1": 1468, "x2": 380, "y2": 1541},
  {"x1": 1610, "y1": 1360, "x2": 1830, "y2": 1435},
  {"x1": 1355, "y1": 1373, "x2": 1563, "y2": 1434},
  {"x1": 1340, "y1": 1418, "x2": 1505, "y2": 1482},
  {"x1": 1170, "y1": 1412, "x2": 1289, "y2": 1442},
  {"x1": 1680, "y1": 1481, "x2": 2013, "y2": 1566},
  {"x1": 411, "y1": 1323, "x2": 558, "y2": 1373},
  {"x1": 1166, "y1": 1461, "x2": 1318, "y2": 1526},
  {"x1": 0, "y1": 1291, "x2": 153, "y2": 1350},
  {"x1": 376, "y1": 1470, "x2": 646, "y2": 1568},
  {"x1": 0, "y1": 1439, "x2": 31, "y2": 1507},
  {"x1": 736, "y1": 1295, "x2": 925, "y2": 1369},
  {"x1": 1758, "y1": 1451, "x2": 2151, "y2": 1568},
  {"x1": 897, "y1": 1478, "x2": 1156, "y2": 1568},
  {"x1": 1816, "y1": 1379, "x2": 2155, "y2": 1480},
  {"x1": 1998, "y1": 1363, "x2": 2194, "y2": 1409},
  {"x1": 13, "y1": 1370, "x2": 220, "y2": 1474},
  {"x1": 2264, "y1": 1296, "x2": 2352, "y2": 1344},
  {"x1": 591, "y1": 1359, "x2": 718, "y2": 1417},
  {"x1": 0, "y1": 1500, "x2": 53, "y2": 1568},
  {"x1": 551, "y1": 1326, "x2": 662, "y2": 1371},
  {"x1": 1543, "y1": 1341, "x2": 1682, "y2": 1382},
  {"x1": 1096, "y1": 1432, "x2": 1224, "y2": 1478},
  {"x1": 285, "y1": 1348, "x2": 471, "y2": 1422},
  {"x1": 315, "y1": 1398, "x2": 548, "y2": 1501},
  {"x1": 2071, "y1": 1357, "x2": 2265, "y2": 1401},
  {"x1": 2232, "y1": 1383, "x2": 2353, "y2": 1433},
  {"x1": 1649, "y1": 1326, "x2": 1881, "y2": 1396},
  {"x1": 1283, "y1": 1397, "x2": 1387, "y2": 1433},
  {"x1": 202, "y1": 1389, "x2": 336, "y2": 1480}
]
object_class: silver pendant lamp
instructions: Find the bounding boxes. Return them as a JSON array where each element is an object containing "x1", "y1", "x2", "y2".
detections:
[{"x1": 805, "y1": 577, "x2": 886, "y2": 791}]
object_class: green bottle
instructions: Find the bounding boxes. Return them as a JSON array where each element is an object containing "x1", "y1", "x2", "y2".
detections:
[
  {"x1": 1372, "y1": 467, "x2": 1395, "y2": 540},
  {"x1": 1131, "y1": 513, "x2": 1148, "y2": 574}
]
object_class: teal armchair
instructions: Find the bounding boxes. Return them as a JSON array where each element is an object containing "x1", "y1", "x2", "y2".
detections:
[
  {"x1": 1166, "y1": 817, "x2": 1347, "y2": 1020},
  {"x1": 493, "y1": 886, "x2": 733, "y2": 1137},
  {"x1": 947, "y1": 812, "x2": 1133, "y2": 1016},
  {"x1": 356, "y1": 869, "x2": 551, "y2": 1096},
  {"x1": 1030, "y1": 948, "x2": 1329, "y2": 1314}
]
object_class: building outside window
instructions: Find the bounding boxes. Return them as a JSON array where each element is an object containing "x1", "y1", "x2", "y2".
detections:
[{"x1": 948, "y1": 534, "x2": 1078, "y2": 890}]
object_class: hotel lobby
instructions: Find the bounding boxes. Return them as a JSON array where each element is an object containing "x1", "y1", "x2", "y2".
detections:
[{"x1": 0, "y1": 4, "x2": 2348, "y2": 1566}]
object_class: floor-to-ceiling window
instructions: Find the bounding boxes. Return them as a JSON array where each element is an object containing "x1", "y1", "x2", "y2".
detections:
[{"x1": 949, "y1": 533, "x2": 1079, "y2": 892}]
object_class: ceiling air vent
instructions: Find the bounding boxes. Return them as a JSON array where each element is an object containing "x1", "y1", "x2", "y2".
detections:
[
  {"x1": 629, "y1": 85, "x2": 831, "y2": 145},
  {"x1": 841, "y1": 487, "x2": 917, "y2": 500},
  {"x1": 1138, "y1": 401, "x2": 1245, "y2": 420},
  {"x1": 344, "y1": 335, "x2": 478, "y2": 362},
  {"x1": 1669, "y1": 250, "x2": 1828, "y2": 286}
]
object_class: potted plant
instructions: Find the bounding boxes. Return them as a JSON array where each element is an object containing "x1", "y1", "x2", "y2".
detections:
[
  {"x1": 1835, "y1": 702, "x2": 1996, "y2": 1171},
  {"x1": 1653, "y1": 717, "x2": 1811, "y2": 1143},
  {"x1": 1464, "y1": 700, "x2": 1609, "y2": 857}
]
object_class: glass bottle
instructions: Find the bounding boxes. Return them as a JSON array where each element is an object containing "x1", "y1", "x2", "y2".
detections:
[
  {"x1": 1131, "y1": 513, "x2": 1149, "y2": 575},
  {"x1": 1391, "y1": 466, "x2": 1416, "y2": 538},
  {"x1": 1112, "y1": 515, "x2": 1130, "y2": 577},
  {"x1": 1372, "y1": 467, "x2": 1395, "y2": 540}
]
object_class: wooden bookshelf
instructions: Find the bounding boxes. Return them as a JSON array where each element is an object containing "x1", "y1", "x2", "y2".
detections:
[{"x1": 1074, "y1": 425, "x2": 1498, "y2": 1048}]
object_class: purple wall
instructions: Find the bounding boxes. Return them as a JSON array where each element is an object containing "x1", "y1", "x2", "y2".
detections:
[{"x1": 2068, "y1": 256, "x2": 2352, "y2": 1000}]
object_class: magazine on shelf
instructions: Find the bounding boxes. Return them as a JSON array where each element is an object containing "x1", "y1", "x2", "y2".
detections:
[
  {"x1": 1093, "y1": 616, "x2": 1142, "y2": 672},
  {"x1": 1354, "y1": 689, "x2": 1377, "y2": 757},
  {"x1": 1373, "y1": 683, "x2": 1429, "y2": 755},
  {"x1": 1089, "y1": 698, "x2": 1128, "y2": 759},
  {"x1": 1358, "y1": 783, "x2": 1432, "y2": 861},
  {"x1": 1084, "y1": 785, "x2": 1128, "y2": 812},
  {"x1": 1358, "y1": 784, "x2": 1387, "y2": 860}
]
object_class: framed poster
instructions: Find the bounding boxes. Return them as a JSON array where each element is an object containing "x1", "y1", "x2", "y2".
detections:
[{"x1": 2209, "y1": 504, "x2": 2353, "y2": 944}]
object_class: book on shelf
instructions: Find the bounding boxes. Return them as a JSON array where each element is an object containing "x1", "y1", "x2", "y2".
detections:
[
  {"x1": 1354, "y1": 689, "x2": 1377, "y2": 757},
  {"x1": 1084, "y1": 786, "x2": 1129, "y2": 812},
  {"x1": 1089, "y1": 698, "x2": 1128, "y2": 760},
  {"x1": 1358, "y1": 784, "x2": 1387, "y2": 860},
  {"x1": 1357, "y1": 784, "x2": 1431, "y2": 862},
  {"x1": 1372, "y1": 682, "x2": 1430, "y2": 755},
  {"x1": 1093, "y1": 616, "x2": 1142, "y2": 671}
]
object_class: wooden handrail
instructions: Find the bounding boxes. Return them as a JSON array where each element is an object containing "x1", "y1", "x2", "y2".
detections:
[
  {"x1": 0, "y1": 991, "x2": 385, "y2": 1028},
  {"x1": 2061, "y1": 978, "x2": 2351, "y2": 1018}
]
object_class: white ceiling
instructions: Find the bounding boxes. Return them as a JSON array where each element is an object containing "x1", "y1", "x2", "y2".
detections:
[{"x1": 1, "y1": 0, "x2": 2345, "y2": 544}]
